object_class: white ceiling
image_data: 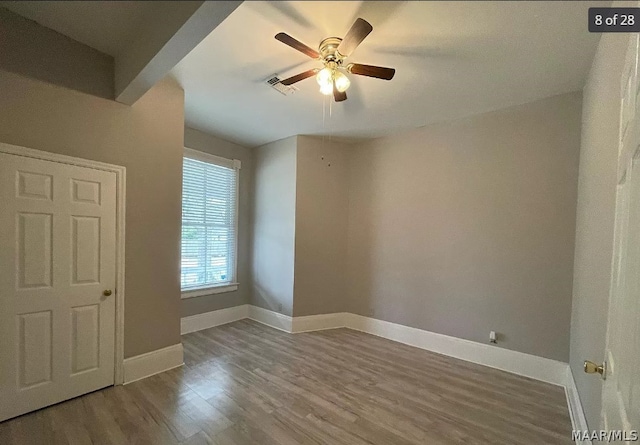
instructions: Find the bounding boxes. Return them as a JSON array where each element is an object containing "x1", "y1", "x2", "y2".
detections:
[
  {"x1": 0, "y1": 1, "x2": 158, "y2": 56},
  {"x1": 1, "y1": 1, "x2": 606, "y2": 147},
  {"x1": 171, "y1": 1, "x2": 605, "y2": 147}
]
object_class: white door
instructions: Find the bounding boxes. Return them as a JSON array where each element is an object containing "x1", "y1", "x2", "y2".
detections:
[
  {"x1": 601, "y1": 32, "x2": 640, "y2": 439},
  {"x1": 0, "y1": 152, "x2": 117, "y2": 422}
]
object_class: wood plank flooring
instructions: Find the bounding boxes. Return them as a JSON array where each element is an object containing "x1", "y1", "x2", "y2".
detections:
[{"x1": 0, "y1": 319, "x2": 573, "y2": 444}]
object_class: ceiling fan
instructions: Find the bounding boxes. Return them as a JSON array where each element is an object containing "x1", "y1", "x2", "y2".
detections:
[{"x1": 274, "y1": 18, "x2": 396, "y2": 102}]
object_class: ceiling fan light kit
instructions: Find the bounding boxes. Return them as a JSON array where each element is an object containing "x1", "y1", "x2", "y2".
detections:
[
  {"x1": 316, "y1": 65, "x2": 350, "y2": 95},
  {"x1": 333, "y1": 72, "x2": 351, "y2": 93},
  {"x1": 275, "y1": 18, "x2": 396, "y2": 102}
]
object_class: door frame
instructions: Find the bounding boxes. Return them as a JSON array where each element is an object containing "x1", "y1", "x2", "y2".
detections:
[{"x1": 0, "y1": 142, "x2": 127, "y2": 385}]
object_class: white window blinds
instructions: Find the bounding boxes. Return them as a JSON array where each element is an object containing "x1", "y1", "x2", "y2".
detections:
[{"x1": 181, "y1": 150, "x2": 240, "y2": 291}]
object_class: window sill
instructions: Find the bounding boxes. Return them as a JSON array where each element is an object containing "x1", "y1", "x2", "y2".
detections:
[{"x1": 181, "y1": 283, "x2": 239, "y2": 299}]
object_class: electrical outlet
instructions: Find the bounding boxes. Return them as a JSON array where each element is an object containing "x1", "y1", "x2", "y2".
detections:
[{"x1": 489, "y1": 331, "x2": 497, "y2": 344}]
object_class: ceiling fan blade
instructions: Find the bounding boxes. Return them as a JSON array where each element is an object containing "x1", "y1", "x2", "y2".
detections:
[
  {"x1": 337, "y1": 18, "x2": 373, "y2": 57},
  {"x1": 333, "y1": 81, "x2": 347, "y2": 102},
  {"x1": 347, "y1": 63, "x2": 395, "y2": 80},
  {"x1": 280, "y1": 69, "x2": 319, "y2": 86},
  {"x1": 275, "y1": 32, "x2": 320, "y2": 59}
]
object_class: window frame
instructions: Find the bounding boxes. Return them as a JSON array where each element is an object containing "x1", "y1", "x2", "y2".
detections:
[{"x1": 181, "y1": 147, "x2": 241, "y2": 299}]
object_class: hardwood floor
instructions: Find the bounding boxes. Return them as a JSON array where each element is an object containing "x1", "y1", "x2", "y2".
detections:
[{"x1": 0, "y1": 319, "x2": 573, "y2": 444}]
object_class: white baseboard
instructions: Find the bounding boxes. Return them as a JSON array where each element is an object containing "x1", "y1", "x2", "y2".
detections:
[
  {"x1": 123, "y1": 343, "x2": 184, "y2": 384},
  {"x1": 248, "y1": 305, "x2": 293, "y2": 332},
  {"x1": 180, "y1": 305, "x2": 569, "y2": 387},
  {"x1": 345, "y1": 313, "x2": 569, "y2": 387},
  {"x1": 565, "y1": 367, "x2": 592, "y2": 445},
  {"x1": 246, "y1": 307, "x2": 346, "y2": 333},
  {"x1": 292, "y1": 312, "x2": 348, "y2": 333},
  {"x1": 181, "y1": 304, "x2": 249, "y2": 334}
]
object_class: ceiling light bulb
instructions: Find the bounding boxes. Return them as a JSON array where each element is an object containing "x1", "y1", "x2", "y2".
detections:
[
  {"x1": 316, "y1": 67, "x2": 333, "y2": 87},
  {"x1": 319, "y1": 83, "x2": 333, "y2": 95},
  {"x1": 334, "y1": 71, "x2": 350, "y2": 93}
]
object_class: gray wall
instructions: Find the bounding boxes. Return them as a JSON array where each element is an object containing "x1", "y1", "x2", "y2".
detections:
[
  {"x1": 346, "y1": 92, "x2": 582, "y2": 362},
  {"x1": 181, "y1": 127, "x2": 253, "y2": 317},
  {"x1": 0, "y1": 7, "x2": 114, "y2": 99},
  {"x1": 251, "y1": 136, "x2": 297, "y2": 316},
  {"x1": 0, "y1": 71, "x2": 184, "y2": 358},
  {"x1": 293, "y1": 136, "x2": 349, "y2": 316},
  {"x1": 570, "y1": 31, "x2": 630, "y2": 429}
]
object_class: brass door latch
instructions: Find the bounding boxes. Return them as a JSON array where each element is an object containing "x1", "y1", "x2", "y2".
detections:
[{"x1": 584, "y1": 360, "x2": 606, "y2": 379}]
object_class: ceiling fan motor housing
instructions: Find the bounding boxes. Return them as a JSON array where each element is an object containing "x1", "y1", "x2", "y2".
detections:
[{"x1": 319, "y1": 37, "x2": 345, "y2": 64}]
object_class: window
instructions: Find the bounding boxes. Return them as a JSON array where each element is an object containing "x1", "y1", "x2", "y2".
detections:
[{"x1": 181, "y1": 148, "x2": 240, "y2": 297}]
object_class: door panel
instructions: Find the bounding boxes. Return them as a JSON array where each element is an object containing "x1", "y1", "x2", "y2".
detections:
[
  {"x1": 71, "y1": 216, "x2": 101, "y2": 284},
  {"x1": 602, "y1": 31, "x2": 640, "y2": 438},
  {"x1": 71, "y1": 304, "x2": 100, "y2": 374},
  {"x1": 71, "y1": 179, "x2": 101, "y2": 205},
  {"x1": 17, "y1": 212, "x2": 53, "y2": 288},
  {"x1": 18, "y1": 311, "x2": 53, "y2": 388},
  {"x1": 0, "y1": 153, "x2": 117, "y2": 422},
  {"x1": 17, "y1": 171, "x2": 53, "y2": 200}
]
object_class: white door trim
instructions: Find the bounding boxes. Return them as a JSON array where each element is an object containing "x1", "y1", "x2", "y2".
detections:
[
  {"x1": 566, "y1": 367, "x2": 592, "y2": 445},
  {"x1": 0, "y1": 142, "x2": 127, "y2": 385}
]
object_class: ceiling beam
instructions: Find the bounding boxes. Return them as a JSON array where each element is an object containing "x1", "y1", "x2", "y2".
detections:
[{"x1": 115, "y1": 1, "x2": 242, "y2": 105}]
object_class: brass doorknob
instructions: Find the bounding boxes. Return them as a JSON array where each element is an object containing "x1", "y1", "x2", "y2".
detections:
[
  {"x1": 584, "y1": 360, "x2": 606, "y2": 379},
  {"x1": 103, "y1": 289, "x2": 112, "y2": 297}
]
